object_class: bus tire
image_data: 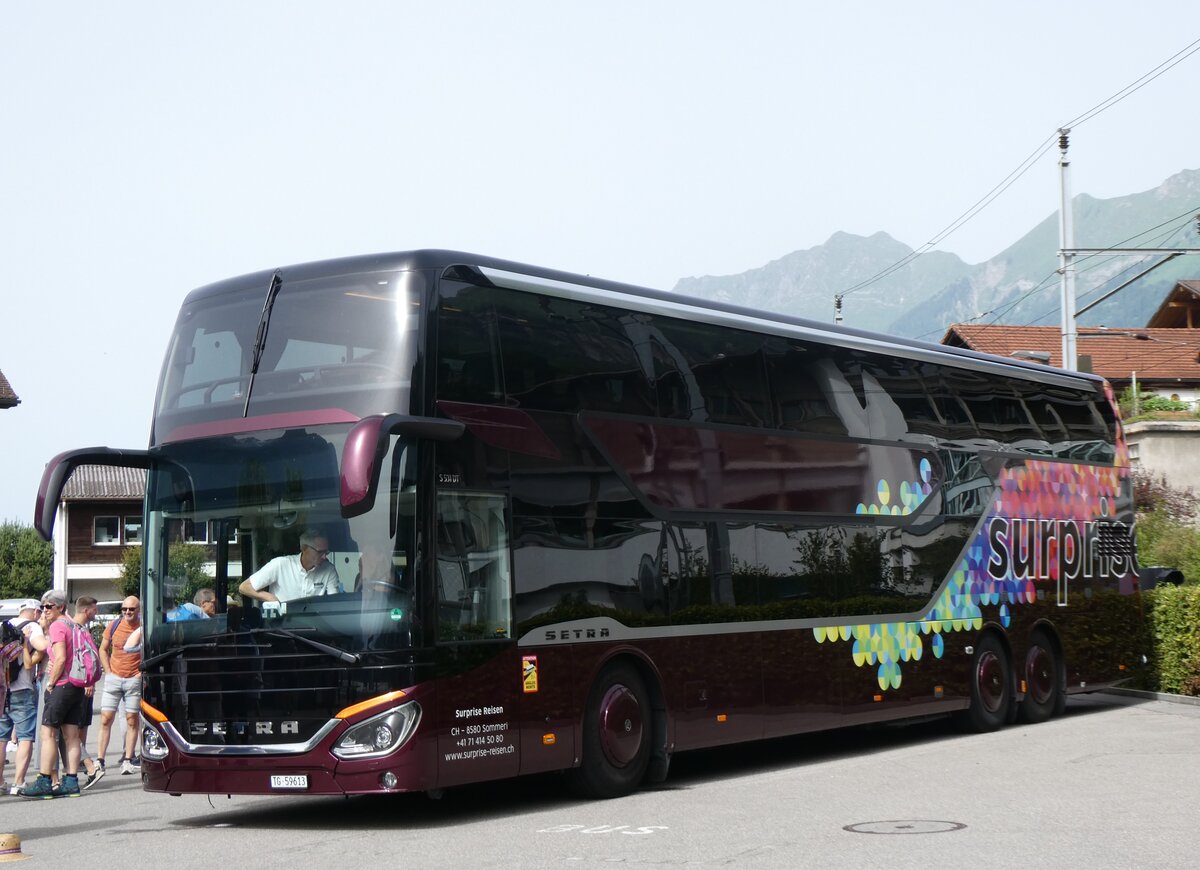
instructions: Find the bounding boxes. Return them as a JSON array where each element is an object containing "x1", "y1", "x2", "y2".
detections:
[
  {"x1": 568, "y1": 662, "x2": 651, "y2": 799},
  {"x1": 959, "y1": 634, "x2": 1012, "y2": 733},
  {"x1": 1019, "y1": 631, "x2": 1061, "y2": 724}
]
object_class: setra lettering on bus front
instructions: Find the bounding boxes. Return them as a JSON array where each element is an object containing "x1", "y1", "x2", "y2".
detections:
[
  {"x1": 543, "y1": 627, "x2": 610, "y2": 641},
  {"x1": 189, "y1": 720, "x2": 300, "y2": 738}
]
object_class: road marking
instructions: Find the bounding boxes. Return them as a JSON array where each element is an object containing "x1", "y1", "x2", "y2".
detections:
[{"x1": 537, "y1": 824, "x2": 669, "y2": 836}]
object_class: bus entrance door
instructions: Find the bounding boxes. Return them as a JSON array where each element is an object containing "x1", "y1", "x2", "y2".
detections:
[{"x1": 433, "y1": 492, "x2": 520, "y2": 786}]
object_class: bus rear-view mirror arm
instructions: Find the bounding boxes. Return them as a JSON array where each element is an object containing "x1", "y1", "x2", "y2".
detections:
[
  {"x1": 34, "y1": 447, "x2": 157, "y2": 541},
  {"x1": 340, "y1": 414, "x2": 465, "y2": 519}
]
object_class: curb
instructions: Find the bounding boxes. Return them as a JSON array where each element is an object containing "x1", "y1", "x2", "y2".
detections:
[{"x1": 1102, "y1": 687, "x2": 1200, "y2": 707}]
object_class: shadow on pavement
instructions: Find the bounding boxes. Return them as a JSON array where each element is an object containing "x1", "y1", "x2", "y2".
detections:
[{"x1": 169, "y1": 693, "x2": 1133, "y2": 831}]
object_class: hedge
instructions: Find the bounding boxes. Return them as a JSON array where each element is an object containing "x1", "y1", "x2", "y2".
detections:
[{"x1": 1141, "y1": 586, "x2": 1200, "y2": 696}]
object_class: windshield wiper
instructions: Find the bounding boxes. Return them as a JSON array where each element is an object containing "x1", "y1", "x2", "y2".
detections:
[
  {"x1": 242, "y1": 269, "x2": 283, "y2": 418},
  {"x1": 141, "y1": 642, "x2": 217, "y2": 670},
  {"x1": 144, "y1": 626, "x2": 360, "y2": 668},
  {"x1": 252, "y1": 627, "x2": 361, "y2": 664}
]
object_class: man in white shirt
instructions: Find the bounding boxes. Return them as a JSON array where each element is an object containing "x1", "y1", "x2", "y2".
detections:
[
  {"x1": 1, "y1": 600, "x2": 46, "y2": 794},
  {"x1": 239, "y1": 529, "x2": 342, "y2": 603}
]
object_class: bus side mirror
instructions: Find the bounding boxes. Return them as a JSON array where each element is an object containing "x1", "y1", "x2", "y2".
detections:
[
  {"x1": 340, "y1": 414, "x2": 465, "y2": 518},
  {"x1": 34, "y1": 447, "x2": 158, "y2": 541},
  {"x1": 1138, "y1": 566, "x2": 1185, "y2": 588}
]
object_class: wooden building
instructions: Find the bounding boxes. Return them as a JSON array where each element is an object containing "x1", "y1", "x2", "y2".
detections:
[
  {"x1": 52, "y1": 465, "x2": 147, "y2": 603},
  {"x1": 0, "y1": 368, "x2": 19, "y2": 409}
]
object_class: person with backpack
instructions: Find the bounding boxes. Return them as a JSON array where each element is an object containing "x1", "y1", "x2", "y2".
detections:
[
  {"x1": 18, "y1": 589, "x2": 99, "y2": 799},
  {"x1": 97, "y1": 596, "x2": 142, "y2": 776},
  {"x1": 59, "y1": 597, "x2": 104, "y2": 791},
  {"x1": 0, "y1": 600, "x2": 46, "y2": 795}
]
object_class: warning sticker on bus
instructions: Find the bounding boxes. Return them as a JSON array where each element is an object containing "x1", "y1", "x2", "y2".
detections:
[{"x1": 522, "y1": 655, "x2": 539, "y2": 693}]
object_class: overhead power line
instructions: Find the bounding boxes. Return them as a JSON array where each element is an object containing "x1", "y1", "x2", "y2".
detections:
[
  {"x1": 911, "y1": 206, "x2": 1200, "y2": 341},
  {"x1": 1061, "y1": 36, "x2": 1200, "y2": 130},
  {"x1": 836, "y1": 35, "x2": 1200, "y2": 305}
]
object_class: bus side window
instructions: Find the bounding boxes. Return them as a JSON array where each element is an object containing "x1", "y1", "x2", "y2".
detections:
[{"x1": 436, "y1": 285, "x2": 503, "y2": 405}]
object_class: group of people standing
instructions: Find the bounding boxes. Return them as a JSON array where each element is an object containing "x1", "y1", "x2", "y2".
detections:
[{"x1": 0, "y1": 590, "x2": 143, "y2": 798}]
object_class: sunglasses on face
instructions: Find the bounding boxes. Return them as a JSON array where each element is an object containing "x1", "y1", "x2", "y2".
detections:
[{"x1": 121, "y1": 607, "x2": 138, "y2": 613}]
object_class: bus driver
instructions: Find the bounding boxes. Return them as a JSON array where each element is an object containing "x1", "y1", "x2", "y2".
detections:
[{"x1": 239, "y1": 529, "x2": 342, "y2": 604}]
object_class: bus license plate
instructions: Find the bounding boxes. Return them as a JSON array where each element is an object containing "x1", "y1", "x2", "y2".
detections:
[{"x1": 269, "y1": 775, "x2": 308, "y2": 790}]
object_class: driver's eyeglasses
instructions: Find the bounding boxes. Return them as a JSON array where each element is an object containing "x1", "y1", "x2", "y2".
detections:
[
  {"x1": 121, "y1": 607, "x2": 138, "y2": 613},
  {"x1": 306, "y1": 546, "x2": 330, "y2": 556}
]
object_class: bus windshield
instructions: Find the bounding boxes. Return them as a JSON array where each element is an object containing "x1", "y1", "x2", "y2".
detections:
[
  {"x1": 154, "y1": 269, "x2": 422, "y2": 442},
  {"x1": 142, "y1": 424, "x2": 418, "y2": 654}
]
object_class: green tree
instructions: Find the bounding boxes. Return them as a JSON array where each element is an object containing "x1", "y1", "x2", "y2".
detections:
[
  {"x1": 118, "y1": 542, "x2": 211, "y2": 602},
  {"x1": 118, "y1": 546, "x2": 143, "y2": 599},
  {"x1": 0, "y1": 520, "x2": 53, "y2": 599}
]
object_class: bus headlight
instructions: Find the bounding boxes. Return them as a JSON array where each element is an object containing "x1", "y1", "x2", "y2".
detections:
[
  {"x1": 333, "y1": 701, "x2": 421, "y2": 760},
  {"x1": 142, "y1": 724, "x2": 169, "y2": 761}
]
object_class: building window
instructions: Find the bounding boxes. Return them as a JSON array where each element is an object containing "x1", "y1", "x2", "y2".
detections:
[
  {"x1": 182, "y1": 519, "x2": 209, "y2": 544},
  {"x1": 94, "y1": 516, "x2": 121, "y2": 545},
  {"x1": 124, "y1": 516, "x2": 143, "y2": 545}
]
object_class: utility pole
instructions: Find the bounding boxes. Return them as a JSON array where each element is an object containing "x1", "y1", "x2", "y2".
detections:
[{"x1": 1058, "y1": 129, "x2": 1078, "y2": 370}]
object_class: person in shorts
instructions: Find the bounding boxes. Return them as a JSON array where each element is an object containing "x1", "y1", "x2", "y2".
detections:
[
  {"x1": 61, "y1": 597, "x2": 104, "y2": 790},
  {"x1": 19, "y1": 590, "x2": 86, "y2": 799},
  {"x1": 97, "y1": 596, "x2": 142, "y2": 775},
  {"x1": 0, "y1": 600, "x2": 46, "y2": 794}
]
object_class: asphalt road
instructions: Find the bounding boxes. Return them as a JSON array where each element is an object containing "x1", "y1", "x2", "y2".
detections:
[{"x1": 3, "y1": 692, "x2": 1198, "y2": 868}]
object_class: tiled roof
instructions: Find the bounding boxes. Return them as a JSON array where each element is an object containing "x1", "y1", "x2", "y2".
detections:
[
  {"x1": 0, "y1": 368, "x2": 18, "y2": 409},
  {"x1": 942, "y1": 324, "x2": 1200, "y2": 383},
  {"x1": 1146, "y1": 280, "x2": 1200, "y2": 328},
  {"x1": 62, "y1": 465, "x2": 147, "y2": 500}
]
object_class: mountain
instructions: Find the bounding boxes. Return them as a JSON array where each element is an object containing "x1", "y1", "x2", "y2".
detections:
[
  {"x1": 673, "y1": 169, "x2": 1200, "y2": 341},
  {"x1": 674, "y1": 231, "x2": 972, "y2": 336}
]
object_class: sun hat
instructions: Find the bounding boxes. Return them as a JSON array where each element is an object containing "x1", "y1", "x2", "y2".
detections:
[{"x1": 0, "y1": 832, "x2": 30, "y2": 862}]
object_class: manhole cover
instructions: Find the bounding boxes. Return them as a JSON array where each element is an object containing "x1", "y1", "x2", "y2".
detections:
[{"x1": 844, "y1": 820, "x2": 966, "y2": 835}]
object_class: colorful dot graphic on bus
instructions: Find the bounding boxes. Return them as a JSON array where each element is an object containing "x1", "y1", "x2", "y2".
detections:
[
  {"x1": 818, "y1": 458, "x2": 1128, "y2": 692},
  {"x1": 856, "y1": 458, "x2": 934, "y2": 516}
]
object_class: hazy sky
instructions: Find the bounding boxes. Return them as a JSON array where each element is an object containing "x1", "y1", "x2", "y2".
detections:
[{"x1": 2, "y1": 3, "x2": 1199, "y2": 522}]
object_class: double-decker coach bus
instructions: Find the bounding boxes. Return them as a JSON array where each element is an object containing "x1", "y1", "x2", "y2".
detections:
[{"x1": 34, "y1": 250, "x2": 1143, "y2": 799}]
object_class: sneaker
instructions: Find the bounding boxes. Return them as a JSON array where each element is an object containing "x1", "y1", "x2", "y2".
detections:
[
  {"x1": 7, "y1": 784, "x2": 23, "y2": 796},
  {"x1": 82, "y1": 766, "x2": 105, "y2": 791},
  {"x1": 54, "y1": 774, "x2": 81, "y2": 798},
  {"x1": 19, "y1": 774, "x2": 57, "y2": 800},
  {"x1": 120, "y1": 758, "x2": 135, "y2": 776}
]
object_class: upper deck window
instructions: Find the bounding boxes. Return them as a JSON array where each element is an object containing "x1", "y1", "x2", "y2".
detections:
[{"x1": 155, "y1": 270, "x2": 422, "y2": 440}]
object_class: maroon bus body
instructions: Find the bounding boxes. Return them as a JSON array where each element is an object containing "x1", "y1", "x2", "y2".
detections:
[{"x1": 31, "y1": 251, "x2": 1139, "y2": 799}]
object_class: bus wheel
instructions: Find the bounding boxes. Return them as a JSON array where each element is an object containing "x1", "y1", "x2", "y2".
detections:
[
  {"x1": 568, "y1": 662, "x2": 651, "y2": 799},
  {"x1": 1019, "y1": 631, "x2": 1061, "y2": 724},
  {"x1": 959, "y1": 634, "x2": 1012, "y2": 733}
]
